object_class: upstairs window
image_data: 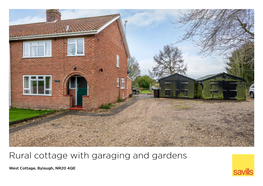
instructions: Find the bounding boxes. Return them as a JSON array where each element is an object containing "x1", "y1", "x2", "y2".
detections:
[
  {"x1": 117, "y1": 55, "x2": 119, "y2": 68},
  {"x1": 23, "y1": 40, "x2": 51, "y2": 57},
  {"x1": 68, "y1": 38, "x2": 84, "y2": 56}
]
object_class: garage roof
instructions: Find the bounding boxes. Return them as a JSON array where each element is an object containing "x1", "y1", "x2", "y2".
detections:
[{"x1": 196, "y1": 72, "x2": 246, "y2": 81}]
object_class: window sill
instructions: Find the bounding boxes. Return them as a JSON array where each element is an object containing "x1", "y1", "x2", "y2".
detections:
[
  {"x1": 22, "y1": 94, "x2": 52, "y2": 96},
  {"x1": 22, "y1": 56, "x2": 52, "y2": 58},
  {"x1": 121, "y1": 87, "x2": 125, "y2": 89},
  {"x1": 67, "y1": 55, "x2": 85, "y2": 57}
]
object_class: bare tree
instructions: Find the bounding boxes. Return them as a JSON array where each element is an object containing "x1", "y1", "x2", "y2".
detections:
[
  {"x1": 150, "y1": 44, "x2": 187, "y2": 79},
  {"x1": 174, "y1": 9, "x2": 254, "y2": 57},
  {"x1": 127, "y1": 56, "x2": 141, "y2": 80},
  {"x1": 148, "y1": 70, "x2": 155, "y2": 79}
]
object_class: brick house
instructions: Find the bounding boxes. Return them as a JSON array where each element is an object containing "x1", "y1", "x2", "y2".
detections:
[{"x1": 9, "y1": 9, "x2": 132, "y2": 110}]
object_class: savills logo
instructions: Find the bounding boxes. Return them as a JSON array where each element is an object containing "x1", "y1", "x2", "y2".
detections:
[
  {"x1": 233, "y1": 168, "x2": 253, "y2": 176},
  {"x1": 232, "y1": 154, "x2": 254, "y2": 176}
]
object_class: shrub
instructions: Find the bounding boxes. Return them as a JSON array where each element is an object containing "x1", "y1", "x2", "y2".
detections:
[
  {"x1": 117, "y1": 97, "x2": 124, "y2": 103},
  {"x1": 101, "y1": 103, "x2": 111, "y2": 109},
  {"x1": 103, "y1": 105, "x2": 110, "y2": 109}
]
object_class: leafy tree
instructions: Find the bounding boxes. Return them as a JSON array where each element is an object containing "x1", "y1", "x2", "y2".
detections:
[
  {"x1": 132, "y1": 76, "x2": 141, "y2": 88},
  {"x1": 136, "y1": 75, "x2": 154, "y2": 89},
  {"x1": 174, "y1": 9, "x2": 254, "y2": 57},
  {"x1": 225, "y1": 42, "x2": 254, "y2": 82},
  {"x1": 127, "y1": 56, "x2": 141, "y2": 80},
  {"x1": 150, "y1": 44, "x2": 187, "y2": 79}
]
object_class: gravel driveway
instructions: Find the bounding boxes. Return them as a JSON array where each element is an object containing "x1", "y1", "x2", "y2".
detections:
[{"x1": 9, "y1": 97, "x2": 254, "y2": 147}]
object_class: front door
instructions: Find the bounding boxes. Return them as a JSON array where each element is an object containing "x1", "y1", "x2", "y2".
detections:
[{"x1": 76, "y1": 77, "x2": 87, "y2": 105}]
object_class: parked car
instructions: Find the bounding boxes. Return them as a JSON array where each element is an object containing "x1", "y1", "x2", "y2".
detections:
[{"x1": 249, "y1": 84, "x2": 254, "y2": 98}]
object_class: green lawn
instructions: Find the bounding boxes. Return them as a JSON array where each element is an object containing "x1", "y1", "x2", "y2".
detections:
[
  {"x1": 141, "y1": 90, "x2": 151, "y2": 93},
  {"x1": 9, "y1": 108, "x2": 55, "y2": 122}
]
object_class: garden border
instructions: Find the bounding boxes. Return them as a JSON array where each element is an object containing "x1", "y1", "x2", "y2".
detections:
[{"x1": 9, "y1": 110, "x2": 59, "y2": 125}]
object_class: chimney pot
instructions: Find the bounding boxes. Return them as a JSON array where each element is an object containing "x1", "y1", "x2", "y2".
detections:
[{"x1": 46, "y1": 9, "x2": 61, "y2": 23}]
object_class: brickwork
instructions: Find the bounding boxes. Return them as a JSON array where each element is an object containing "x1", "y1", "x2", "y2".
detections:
[
  {"x1": 127, "y1": 77, "x2": 132, "y2": 95},
  {"x1": 68, "y1": 89, "x2": 76, "y2": 106},
  {"x1": 10, "y1": 19, "x2": 129, "y2": 110},
  {"x1": 46, "y1": 9, "x2": 61, "y2": 22},
  {"x1": 92, "y1": 21, "x2": 128, "y2": 108},
  {"x1": 82, "y1": 96, "x2": 92, "y2": 111}
]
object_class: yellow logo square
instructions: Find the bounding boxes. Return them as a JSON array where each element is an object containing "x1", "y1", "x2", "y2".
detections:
[{"x1": 232, "y1": 154, "x2": 254, "y2": 176}]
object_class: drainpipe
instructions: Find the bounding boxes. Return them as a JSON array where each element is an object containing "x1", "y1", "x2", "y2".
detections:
[
  {"x1": 9, "y1": 43, "x2": 11, "y2": 108},
  {"x1": 119, "y1": 77, "x2": 120, "y2": 99}
]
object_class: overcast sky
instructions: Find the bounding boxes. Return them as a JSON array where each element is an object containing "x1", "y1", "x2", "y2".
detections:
[{"x1": 9, "y1": 9, "x2": 229, "y2": 79}]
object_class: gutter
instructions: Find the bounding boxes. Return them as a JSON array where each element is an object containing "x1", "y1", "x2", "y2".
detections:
[
  {"x1": 9, "y1": 30, "x2": 97, "y2": 41},
  {"x1": 127, "y1": 76, "x2": 133, "y2": 81}
]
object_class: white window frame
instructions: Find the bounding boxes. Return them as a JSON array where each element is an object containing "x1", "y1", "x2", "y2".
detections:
[
  {"x1": 117, "y1": 55, "x2": 119, "y2": 68},
  {"x1": 117, "y1": 78, "x2": 119, "y2": 87},
  {"x1": 121, "y1": 78, "x2": 125, "y2": 89},
  {"x1": 67, "y1": 38, "x2": 85, "y2": 56},
  {"x1": 69, "y1": 76, "x2": 77, "y2": 89},
  {"x1": 23, "y1": 75, "x2": 52, "y2": 96},
  {"x1": 23, "y1": 40, "x2": 52, "y2": 58}
]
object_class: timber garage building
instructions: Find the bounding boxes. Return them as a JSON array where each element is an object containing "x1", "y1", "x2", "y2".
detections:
[
  {"x1": 158, "y1": 72, "x2": 246, "y2": 100},
  {"x1": 159, "y1": 73, "x2": 195, "y2": 98},
  {"x1": 195, "y1": 72, "x2": 246, "y2": 100}
]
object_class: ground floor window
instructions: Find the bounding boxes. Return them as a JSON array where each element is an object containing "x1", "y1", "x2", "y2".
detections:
[
  {"x1": 121, "y1": 78, "x2": 125, "y2": 89},
  {"x1": 23, "y1": 75, "x2": 52, "y2": 95},
  {"x1": 117, "y1": 78, "x2": 119, "y2": 87}
]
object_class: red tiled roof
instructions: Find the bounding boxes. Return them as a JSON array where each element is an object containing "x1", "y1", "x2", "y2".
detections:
[{"x1": 9, "y1": 14, "x2": 120, "y2": 38}]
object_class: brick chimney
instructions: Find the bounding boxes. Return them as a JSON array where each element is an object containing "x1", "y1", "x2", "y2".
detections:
[{"x1": 46, "y1": 9, "x2": 61, "y2": 22}]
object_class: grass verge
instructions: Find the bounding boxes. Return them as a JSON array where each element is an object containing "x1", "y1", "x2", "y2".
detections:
[
  {"x1": 141, "y1": 90, "x2": 151, "y2": 93},
  {"x1": 9, "y1": 108, "x2": 55, "y2": 122}
]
